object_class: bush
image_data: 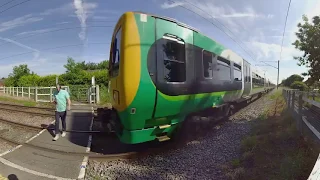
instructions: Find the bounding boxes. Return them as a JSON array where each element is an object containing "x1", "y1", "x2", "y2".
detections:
[{"x1": 290, "y1": 81, "x2": 308, "y2": 91}]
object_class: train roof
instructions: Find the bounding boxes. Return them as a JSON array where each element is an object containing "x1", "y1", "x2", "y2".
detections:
[
  {"x1": 130, "y1": 11, "x2": 276, "y2": 82},
  {"x1": 132, "y1": 11, "x2": 200, "y2": 33}
]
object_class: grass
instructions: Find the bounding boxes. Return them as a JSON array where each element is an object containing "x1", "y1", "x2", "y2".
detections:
[
  {"x1": 224, "y1": 89, "x2": 320, "y2": 180},
  {"x1": 0, "y1": 94, "x2": 55, "y2": 108},
  {"x1": 0, "y1": 95, "x2": 37, "y2": 107}
]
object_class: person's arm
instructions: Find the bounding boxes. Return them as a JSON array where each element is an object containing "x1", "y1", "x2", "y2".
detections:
[
  {"x1": 66, "y1": 91, "x2": 71, "y2": 110},
  {"x1": 67, "y1": 98, "x2": 71, "y2": 110},
  {"x1": 52, "y1": 91, "x2": 57, "y2": 104}
]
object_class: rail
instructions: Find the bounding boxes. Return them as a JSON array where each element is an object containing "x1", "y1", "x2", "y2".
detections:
[{"x1": 282, "y1": 89, "x2": 320, "y2": 179}]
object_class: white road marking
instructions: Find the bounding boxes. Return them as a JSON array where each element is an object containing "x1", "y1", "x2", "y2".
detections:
[
  {"x1": 77, "y1": 106, "x2": 94, "y2": 179},
  {"x1": 0, "y1": 120, "x2": 55, "y2": 157},
  {"x1": 0, "y1": 157, "x2": 74, "y2": 180}
]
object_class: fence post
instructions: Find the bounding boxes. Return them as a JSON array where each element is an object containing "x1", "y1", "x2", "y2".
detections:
[
  {"x1": 298, "y1": 93, "x2": 303, "y2": 132},
  {"x1": 28, "y1": 87, "x2": 30, "y2": 99},
  {"x1": 16, "y1": 87, "x2": 18, "y2": 97},
  {"x1": 291, "y1": 91, "x2": 295, "y2": 111},
  {"x1": 96, "y1": 85, "x2": 100, "y2": 104},
  {"x1": 50, "y1": 87, "x2": 53, "y2": 102},
  {"x1": 34, "y1": 87, "x2": 38, "y2": 102},
  {"x1": 287, "y1": 91, "x2": 291, "y2": 109},
  {"x1": 313, "y1": 92, "x2": 315, "y2": 101},
  {"x1": 22, "y1": 87, "x2": 24, "y2": 98}
]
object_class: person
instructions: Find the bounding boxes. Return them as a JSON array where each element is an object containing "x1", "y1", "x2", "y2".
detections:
[{"x1": 52, "y1": 84, "x2": 71, "y2": 141}]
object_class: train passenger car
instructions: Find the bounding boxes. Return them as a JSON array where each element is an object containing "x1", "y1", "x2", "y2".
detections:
[{"x1": 107, "y1": 11, "x2": 274, "y2": 144}]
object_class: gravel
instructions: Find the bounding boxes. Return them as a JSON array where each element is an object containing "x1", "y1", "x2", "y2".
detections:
[
  {"x1": 0, "y1": 139, "x2": 15, "y2": 155},
  {"x1": 86, "y1": 90, "x2": 277, "y2": 180},
  {"x1": 0, "y1": 122, "x2": 39, "y2": 144},
  {"x1": 0, "y1": 109, "x2": 54, "y2": 127}
]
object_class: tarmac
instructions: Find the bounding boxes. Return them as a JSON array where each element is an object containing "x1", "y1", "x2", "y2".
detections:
[{"x1": 0, "y1": 104, "x2": 95, "y2": 180}]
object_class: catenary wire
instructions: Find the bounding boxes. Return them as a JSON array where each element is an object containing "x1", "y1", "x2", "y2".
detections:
[
  {"x1": 279, "y1": 0, "x2": 292, "y2": 61},
  {"x1": 0, "y1": 0, "x2": 16, "y2": 9},
  {"x1": 0, "y1": 0, "x2": 32, "y2": 14}
]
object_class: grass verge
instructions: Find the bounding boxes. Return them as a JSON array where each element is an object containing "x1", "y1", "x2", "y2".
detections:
[
  {"x1": 0, "y1": 95, "x2": 37, "y2": 107},
  {"x1": 0, "y1": 94, "x2": 55, "y2": 108},
  {"x1": 224, "y1": 89, "x2": 320, "y2": 180}
]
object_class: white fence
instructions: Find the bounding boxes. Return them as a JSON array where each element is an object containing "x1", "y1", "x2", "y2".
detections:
[{"x1": 0, "y1": 85, "x2": 100, "y2": 104}]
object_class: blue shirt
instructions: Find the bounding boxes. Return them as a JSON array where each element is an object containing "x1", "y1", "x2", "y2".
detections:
[{"x1": 53, "y1": 89, "x2": 70, "y2": 112}]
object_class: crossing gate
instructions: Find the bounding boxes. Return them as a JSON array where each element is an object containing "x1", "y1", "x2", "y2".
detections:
[{"x1": 68, "y1": 85, "x2": 100, "y2": 104}]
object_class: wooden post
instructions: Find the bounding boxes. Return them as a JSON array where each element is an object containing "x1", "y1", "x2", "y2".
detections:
[
  {"x1": 22, "y1": 87, "x2": 24, "y2": 97},
  {"x1": 287, "y1": 91, "x2": 291, "y2": 109},
  {"x1": 28, "y1": 87, "x2": 31, "y2": 99},
  {"x1": 56, "y1": 76, "x2": 58, "y2": 85},
  {"x1": 16, "y1": 87, "x2": 18, "y2": 97},
  {"x1": 50, "y1": 87, "x2": 53, "y2": 102},
  {"x1": 313, "y1": 92, "x2": 315, "y2": 101},
  {"x1": 96, "y1": 85, "x2": 100, "y2": 104},
  {"x1": 298, "y1": 94, "x2": 303, "y2": 132},
  {"x1": 291, "y1": 91, "x2": 295, "y2": 111},
  {"x1": 34, "y1": 87, "x2": 38, "y2": 102}
]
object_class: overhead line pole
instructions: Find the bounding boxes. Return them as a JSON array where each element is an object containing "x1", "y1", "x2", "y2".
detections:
[{"x1": 256, "y1": 60, "x2": 280, "y2": 89}]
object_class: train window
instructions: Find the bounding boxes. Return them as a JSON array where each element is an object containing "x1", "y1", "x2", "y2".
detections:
[
  {"x1": 234, "y1": 63, "x2": 242, "y2": 81},
  {"x1": 217, "y1": 56, "x2": 231, "y2": 81},
  {"x1": 110, "y1": 27, "x2": 121, "y2": 77},
  {"x1": 202, "y1": 50, "x2": 213, "y2": 78},
  {"x1": 162, "y1": 34, "x2": 186, "y2": 82}
]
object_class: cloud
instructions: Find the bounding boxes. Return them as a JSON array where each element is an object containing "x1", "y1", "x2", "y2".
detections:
[
  {"x1": 73, "y1": 0, "x2": 98, "y2": 41},
  {"x1": 39, "y1": 3, "x2": 73, "y2": 16},
  {"x1": 161, "y1": 1, "x2": 185, "y2": 9},
  {"x1": 246, "y1": 41, "x2": 302, "y2": 62},
  {"x1": 16, "y1": 28, "x2": 58, "y2": 36},
  {"x1": 92, "y1": 16, "x2": 113, "y2": 20},
  {"x1": 0, "y1": 37, "x2": 40, "y2": 61},
  {"x1": 0, "y1": 14, "x2": 43, "y2": 32}
]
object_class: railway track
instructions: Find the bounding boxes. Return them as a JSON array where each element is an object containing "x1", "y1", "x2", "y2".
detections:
[
  {"x1": 0, "y1": 102, "x2": 99, "y2": 117},
  {"x1": 0, "y1": 91, "x2": 273, "y2": 162}
]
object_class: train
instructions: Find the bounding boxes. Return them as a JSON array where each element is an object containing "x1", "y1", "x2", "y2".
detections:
[{"x1": 105, "y1": 11, "x2": 275, "y2": 144}]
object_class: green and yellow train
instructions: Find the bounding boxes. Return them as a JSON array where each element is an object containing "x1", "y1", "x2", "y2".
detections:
[{"x1": 107, "y1": 11, "x2": 275, "y2": 144}]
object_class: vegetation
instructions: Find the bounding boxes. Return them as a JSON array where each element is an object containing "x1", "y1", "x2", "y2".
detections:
[
  {"x1": 2, "y1": 57, "x2": 110, "y2": 104},
  {"x1": 224, "y1": 90, "x2": 319, "y2": 180},
  {"x1": 291, "y1": 81, "x2": 308, "y2": 91},
  {"x1": 0, "y1": 96, "x2": 36, "y2": 107},
  {"x1": 281, "y1": 74, "x2": 309, "y2": 91},
  {"x1": 293, "y1": 14, "x2": 320, "y2": 86}
]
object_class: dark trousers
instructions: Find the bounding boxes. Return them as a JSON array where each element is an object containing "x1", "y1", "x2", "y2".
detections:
[{"x1": 55, "y1": 111, "x2": 67, "y2": 135}]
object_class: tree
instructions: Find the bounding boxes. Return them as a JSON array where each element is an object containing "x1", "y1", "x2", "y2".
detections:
[
  {"x1": 290, "y1": 81, "x2": 308, "y2": 91},
  {"x1": 63, "y1": 57, "x2": 82, "y2": 73},
  {"x1": 8, "y1": 64, "x2": 31, "y2": 86},
  {"x1": 282, "y1": 74, "x2": 304, "y2": 87},
  {"x1": 293, "y1": 14, "x2": 320, "y2": 84}
]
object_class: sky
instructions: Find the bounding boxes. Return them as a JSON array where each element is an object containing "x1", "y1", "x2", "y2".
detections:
[{"x1": 0, "y1": 0, "x2": 319, "y2": 84}]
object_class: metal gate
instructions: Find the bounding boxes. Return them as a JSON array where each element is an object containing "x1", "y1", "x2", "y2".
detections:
[{"x1": 68, "y1": 85, "x2": 100, "y2": 104}]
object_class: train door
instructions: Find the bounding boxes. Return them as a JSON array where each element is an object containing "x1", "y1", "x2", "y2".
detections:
[
  {"x1": 242, "y1": 60, "x2": 251, "y2": 96},
  {"x1": 153, "y1": 18, "x2": 194, "y2": 118}
]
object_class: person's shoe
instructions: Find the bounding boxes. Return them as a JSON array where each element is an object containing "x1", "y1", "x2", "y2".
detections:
[
  {"x1": 61, "y1": 131, "x2": 66, "y2": 137},
  {"x1": 53, "y1": 134, "x2": 59, "y2": 141}
]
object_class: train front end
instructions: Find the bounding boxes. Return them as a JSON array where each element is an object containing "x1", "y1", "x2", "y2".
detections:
[{"x1": 108, "y1": 12, "x2": 166, "y2": 144}]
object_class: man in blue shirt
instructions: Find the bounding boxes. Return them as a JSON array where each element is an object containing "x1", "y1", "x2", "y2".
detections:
[{"x1": 52, "y1": 84, "x2": 71, "y2": 141}]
